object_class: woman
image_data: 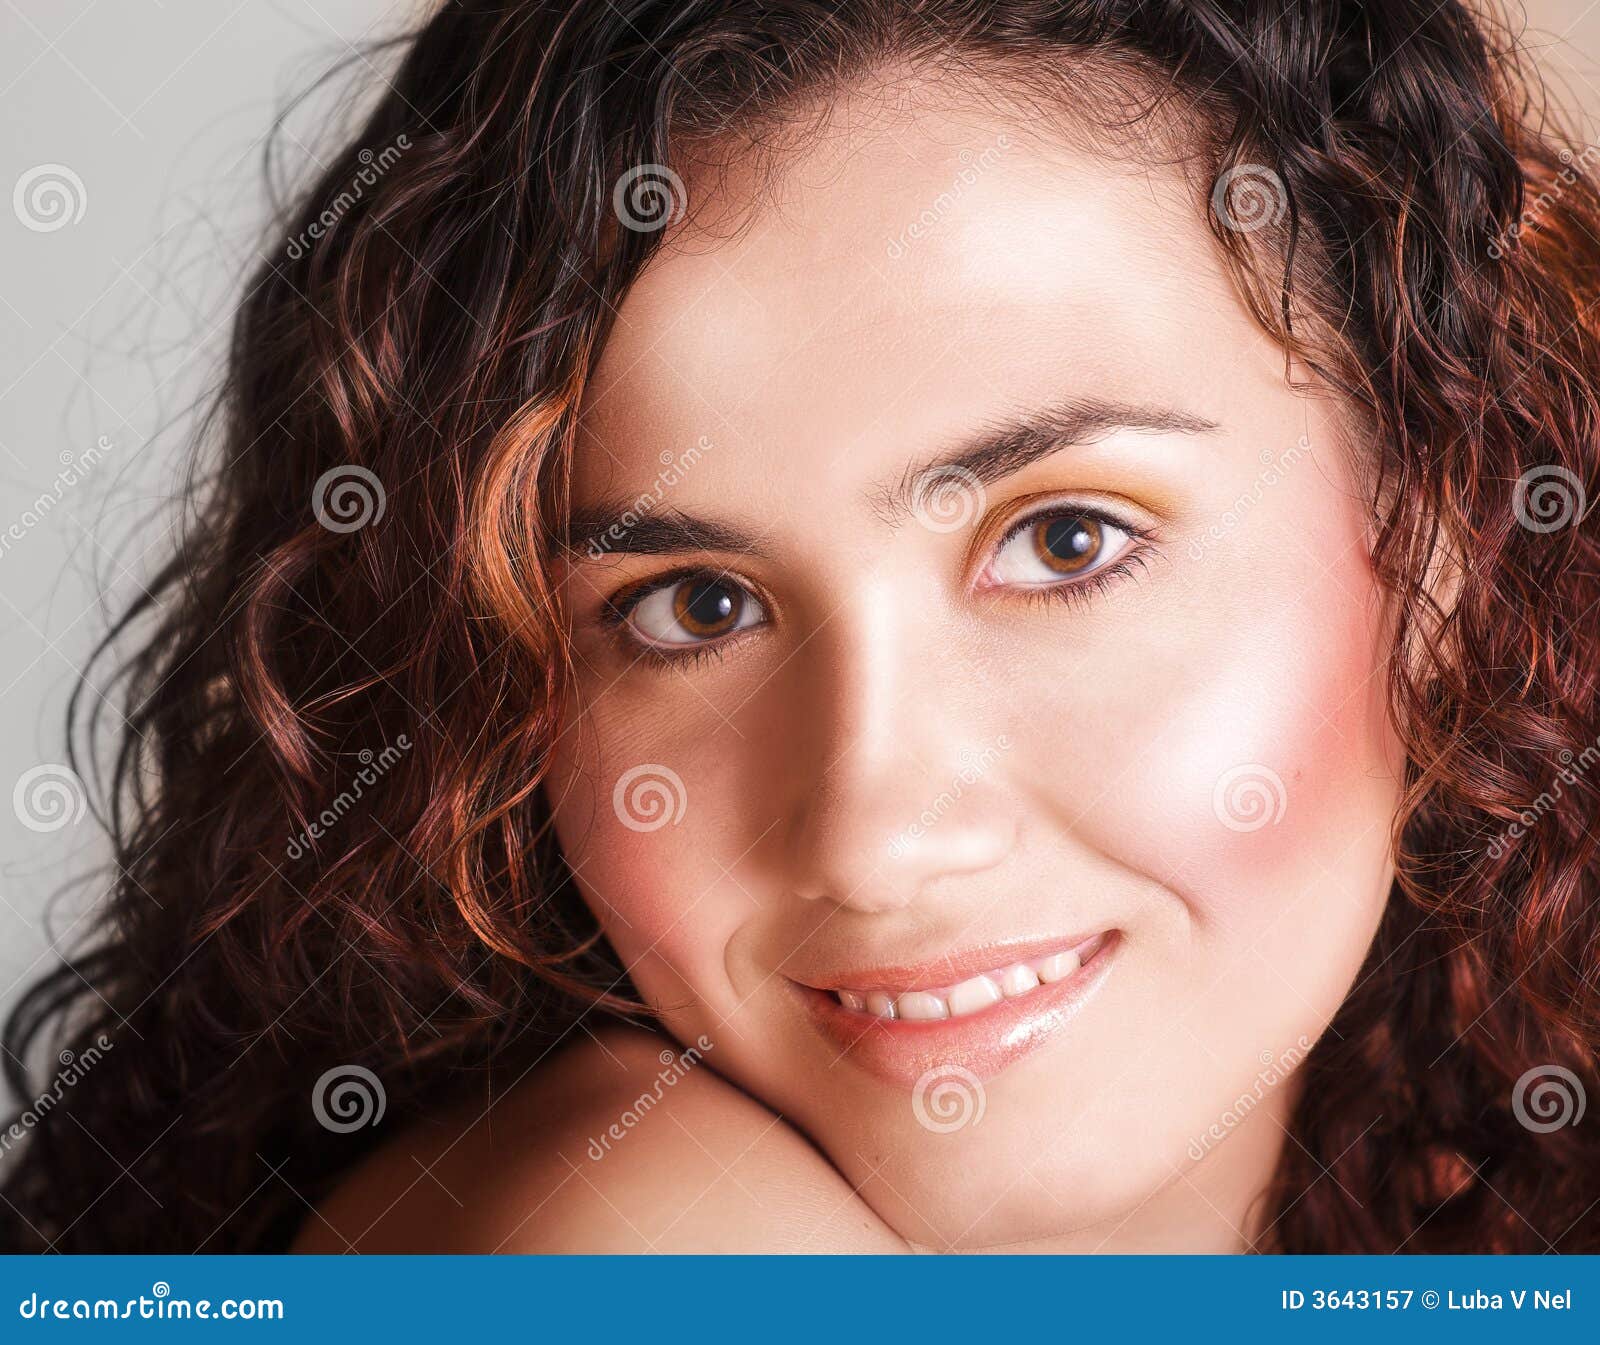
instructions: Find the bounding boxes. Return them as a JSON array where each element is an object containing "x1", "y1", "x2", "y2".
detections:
[{"x1": 5, "y1": 0, "x2": 1599, "y2": 1253}]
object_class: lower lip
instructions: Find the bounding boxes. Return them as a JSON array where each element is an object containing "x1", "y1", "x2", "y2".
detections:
[{"x1": 795, "y1": 933, "x2": 1121, "y2": 1088}]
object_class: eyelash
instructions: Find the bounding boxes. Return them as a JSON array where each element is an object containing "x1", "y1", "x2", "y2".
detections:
[
  {"x1": 631, "y1": 641, "x2": 737, "y2": 672},
  {"x1": 598, "y1": 566, "x2": 754, "y2": 670},
  {"x1": 602, "y1": 505, "x2": 1154, "y2": 667},
  {"x1": 986, "y1": 505, "x2": 1155, "y2": 610},
  {"x1": 1014, "y1": 551, "x2": 1152, "y2": 613}
]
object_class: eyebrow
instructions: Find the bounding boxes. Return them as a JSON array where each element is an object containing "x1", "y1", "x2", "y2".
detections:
[
  {"x1": 564, "y1": 508, "x2": 765, "y2": 559},
  {"x1": 874, "y1": 397, "x2": 1220, "y2": 527},
  {"x1": 563, "y1": 396, "x2": 1219, "y2": 559}
]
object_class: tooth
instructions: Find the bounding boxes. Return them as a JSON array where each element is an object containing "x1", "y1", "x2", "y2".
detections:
[
  {"x1": 946, "y1": 974, "x2": 1003, "y2": 1017},
  {"x1": 865, "y1": 990, "x2": 898, "y2": 1019},
  {"x1": 998, "y1": 964, "x2": 1040, "y2": 998},
  {"x1": 895, "y1": 991, "x2": 950, "y2": 1021},
  {"x1": 1035, "y1": 949, "x2": 1080, "y2": 983},
  {"x1": 837, "y1": 989, "x2": 866, "y2": 1011}
]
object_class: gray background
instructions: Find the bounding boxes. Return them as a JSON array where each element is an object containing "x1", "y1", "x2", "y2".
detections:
[{"x1": 0, "y1": 0, "x2": 1597, "y2": 1025}]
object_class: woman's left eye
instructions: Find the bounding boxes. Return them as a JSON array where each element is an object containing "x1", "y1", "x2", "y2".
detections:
[
  {"x1": 982, "y1": 509, "x2": 1136, "y2": 589},
  {"x1": 622, "y1": 574, "x2": 766, "y2": 649}
]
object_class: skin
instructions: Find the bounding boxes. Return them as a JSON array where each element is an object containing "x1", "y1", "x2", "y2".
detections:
[
  {"x1": 296, "y1": 1027, "x2": 905, "y2": 1252},
  {"x1": 303, "y1": 75, "x2": 1405, "y2": 1253}
]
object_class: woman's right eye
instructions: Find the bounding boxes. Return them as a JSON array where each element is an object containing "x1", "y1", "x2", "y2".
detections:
[{"x1": 621, "y1": 574, "x2": 767, "y2": 651}]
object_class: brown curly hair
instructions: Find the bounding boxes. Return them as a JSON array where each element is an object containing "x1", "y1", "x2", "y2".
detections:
[{"x1": 4, "y1": 0, "x2": 1599, "y2": 1252}]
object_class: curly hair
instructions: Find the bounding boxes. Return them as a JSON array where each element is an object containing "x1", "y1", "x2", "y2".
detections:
[{"x1": 4, "y1": 0, "x2": 1599, "y2": 1253}]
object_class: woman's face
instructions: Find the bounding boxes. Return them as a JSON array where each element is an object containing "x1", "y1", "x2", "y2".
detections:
[{"x1": 545, "y1": 85, "x2": 1404, "y2": 1250}]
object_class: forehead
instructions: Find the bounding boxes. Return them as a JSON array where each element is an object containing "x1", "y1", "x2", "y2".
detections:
[{"x1": 576, "y1": 86, "x2": 1283, "y2": 499}]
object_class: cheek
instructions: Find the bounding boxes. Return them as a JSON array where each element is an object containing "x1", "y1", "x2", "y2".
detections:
[
  {"x1": 1026, "y1": 550, "x2": 1401, "y2": 937},
  {"x1": 1004, "y1": 544, "x2": 1403, "y2": 1086},
  {"x1": 543, "y1": 709, "x2": 748, "y2": 1009}
]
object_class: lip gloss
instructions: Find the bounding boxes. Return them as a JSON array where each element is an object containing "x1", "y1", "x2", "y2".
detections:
[{"x1": 796, "y1": 931, "x2": 1121, "y2": 1086}]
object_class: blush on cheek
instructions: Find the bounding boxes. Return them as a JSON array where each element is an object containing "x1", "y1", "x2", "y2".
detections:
[
  {"x1": 549, "y1": 783, "x2": 745, "y2": 1011},
  {"x1": 546, "y1": 687, "x2": 773, "y2": 1015},
  {"x1": 587, "y1": 835, "x2": 684, "y2": 927},
  {"x1": 569, "y1": 841, "x2": 703, "y2": 1008},
  {"x1": 1062, "y1": 583, "x2": 1399, "y2": 924}
]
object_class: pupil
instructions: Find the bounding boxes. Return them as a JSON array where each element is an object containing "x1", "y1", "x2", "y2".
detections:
[
  {"x1": 1044, "y1": 517, "x2": 1094, "y2": 560},
  {"x1": 681, "y1": 581, "x2": 737, "y2": 631}
]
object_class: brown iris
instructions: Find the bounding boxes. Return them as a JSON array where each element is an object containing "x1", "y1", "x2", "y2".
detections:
[
  {"x1": 672, "y1": 578, "x2": 742, "y2": 638},
  {"x1": 1031, "y1": 514, "x2": 1102, "y2": 574}
]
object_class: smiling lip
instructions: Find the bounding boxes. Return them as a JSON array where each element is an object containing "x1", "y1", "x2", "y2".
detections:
[{"x1": 793, "y1": 930, "x2": 1120, "y2": 1087}]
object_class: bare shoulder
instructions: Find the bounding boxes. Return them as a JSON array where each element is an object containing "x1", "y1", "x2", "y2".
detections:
[{"x1": 292, "y1": 1026, "x2": 905, "y2": 1253}]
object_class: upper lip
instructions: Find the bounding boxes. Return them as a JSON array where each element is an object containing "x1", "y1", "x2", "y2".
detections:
[{"x1": 791, "y1": 930, "x2": 1112, "y2": 995}]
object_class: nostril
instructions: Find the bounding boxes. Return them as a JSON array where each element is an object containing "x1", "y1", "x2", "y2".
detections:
[
  {"x1": 792, "y1": 872, "x2": 923, "y2": 913},
  {"x1": 787, "y1": 812, "x2": 1016, "y2": 913},
  {"x1": 782, "y1": 744, "x2": 1017, "y2": 915}
]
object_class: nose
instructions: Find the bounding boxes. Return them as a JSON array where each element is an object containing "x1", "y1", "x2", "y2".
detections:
[{"x1": 783, "y1": 580, "x2": 1015, "y2": 914}]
